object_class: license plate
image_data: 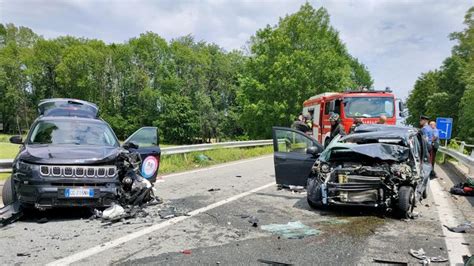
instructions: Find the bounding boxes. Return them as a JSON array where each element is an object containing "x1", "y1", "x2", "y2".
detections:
[{"x1": 64, "y1": 188, "x2": 94, "y2": 198}]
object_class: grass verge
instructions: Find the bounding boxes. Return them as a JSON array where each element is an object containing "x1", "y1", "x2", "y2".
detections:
[
  {"x1": 159, "y1": 145, "x2": 273, "y2": 175},
  {"x1": 0, "y1": 173, "x2": 10, "y2": 181},
  {"x1": 0, "y1": 143, "x2": 20, "y2": 159}
]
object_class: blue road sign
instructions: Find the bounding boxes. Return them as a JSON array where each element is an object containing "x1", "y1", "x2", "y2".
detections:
[{"x1": 436, "y1": 117, "x2": 453, "y2": 140}]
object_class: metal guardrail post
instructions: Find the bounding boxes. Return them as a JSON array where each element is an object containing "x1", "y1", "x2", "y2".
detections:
[{"x1": 459, "y1": 141, "x2": 465, "y2": 153}]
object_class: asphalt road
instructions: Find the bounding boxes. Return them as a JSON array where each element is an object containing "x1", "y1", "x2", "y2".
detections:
[{"x1": 0, "y1": 155, "x2": 472, "y2": 265}]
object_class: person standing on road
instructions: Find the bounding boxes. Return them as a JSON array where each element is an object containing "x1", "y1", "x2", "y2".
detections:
[
  {"x1": 377, "y1": 114, "x2": 387, "y2": 124},
  {"x1": 350, "y1": 118, "x2": 363, "y2": 133},
  {"x1": 420, "y1": 115, "x2": 434, "y2": 165},
  {"x1": 291, "y1": 113, "x2": 310, "y2": 133},
  {"x1": 328, "y1": 113, "x2": 346, "y2": 145},
  {"x1": 430, "y1": 121, "x2": 440, "y2": 177}
]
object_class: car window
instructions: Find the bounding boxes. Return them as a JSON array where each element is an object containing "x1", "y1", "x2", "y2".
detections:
[
  {"x1": 275, "y1": 129, "x2": 313, "y2": 154},
  {"x1": 124, "y1": 127, "x2": 158, "y2": 147},
  {"x1": 29, "y1": 120, "x2": 118, "y2": 146}
]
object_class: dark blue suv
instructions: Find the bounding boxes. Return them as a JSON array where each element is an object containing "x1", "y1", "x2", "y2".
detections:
[{"x1": 2, "y1": 99, "x2": 161, "y2": 209}]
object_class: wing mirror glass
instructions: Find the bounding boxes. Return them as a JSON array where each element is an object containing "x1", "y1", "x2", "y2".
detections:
[{"x1": 9, "y1": 135, "x2": 23, "y2": 144}]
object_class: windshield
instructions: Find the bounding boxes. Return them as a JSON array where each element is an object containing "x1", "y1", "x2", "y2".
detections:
[
  {"x1": 343, "y1": 97, "x2": 394, "y2": 118},
  {"x1": 29, "y1": 120, "x2": 118, "y2": 146}
]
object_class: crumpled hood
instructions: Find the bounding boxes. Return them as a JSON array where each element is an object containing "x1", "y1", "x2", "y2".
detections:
[
  {"x1": 325, "y1": 143, "x2": 409, "y2": 162},
  {"x1": 20, "y1": 144, "x2": 121, "y2": 164}
]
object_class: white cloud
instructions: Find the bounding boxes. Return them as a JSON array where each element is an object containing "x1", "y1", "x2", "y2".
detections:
[{"x1": 1, "y1": 0, "x2": 472, "y2": 99}]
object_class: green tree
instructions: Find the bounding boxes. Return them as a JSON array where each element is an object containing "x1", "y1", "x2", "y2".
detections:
[{"x1": 238, "y1": 4, "x2": 372, "y2": 138}]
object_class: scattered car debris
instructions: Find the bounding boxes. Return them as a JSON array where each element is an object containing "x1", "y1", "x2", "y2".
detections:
[
  {"x1": 16, "y1": 253, "x2": 31, "y2": 257},
  {"x1": 409, "y1": 248, "x2": 448, "y2": 264},
  {"x1": 288, "y1": 185, "x2": 305, "y2": 193},
  {"x1": 257, "y1": 259, "x2": 293, "y2": 265},
  {"x1": 208, "y1": 188, "x2": 221, "y2": 192},
  {"x1": 0, "y1": 201, "x2": 23, "y2": 226},
  {"x1": 248, "y1": 216, "x2": 259, "y2": 227},
  {"x1": 261, "y1": 221, "x2": 320, "y2": 239},
  {"x1": 372, "y1": 258, "x2": 408, "y2": 265},
  {"x1": 158, "y1": 206, "x2": 188, "y2": 219},
  {"x1": 443, "y1": 222, "x2": 472, "y2": 233},
  {"x1": 180, "y1": 249, "x2": 192, "y2": 255},
  {"x1": 463, "y1": 255, "x2": 474, "y2": 266},
  {"x1": 102, "y1": 204, "x2": 126, "y2": 220}
]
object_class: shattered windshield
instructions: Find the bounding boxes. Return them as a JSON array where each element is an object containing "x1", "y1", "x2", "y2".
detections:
[
  {"x1": 343, "y1": 97, "x2": 394, "y2": 118},
  {"x1": 29, "y1": 120, "x2": 118, "y2": 146}
]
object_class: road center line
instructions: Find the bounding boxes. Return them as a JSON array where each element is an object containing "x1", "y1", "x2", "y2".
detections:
[
  {"x1": 46, "y1": 181, "x2": 276, "y2": 266},
  {"x1": 430, "y1": 178, "x2": 471, "y2": 264}
]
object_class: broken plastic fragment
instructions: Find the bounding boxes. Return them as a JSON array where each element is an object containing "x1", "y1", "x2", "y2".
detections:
[
  {"x1": 261, "y1": 221, "x2": 320, "y2": 239},
  {"x1": 102, "y1": 204, "x2": 125, "y2": 220},
  {"x1": 443, "y1": 222, "x2": 472, "y2": 233}
]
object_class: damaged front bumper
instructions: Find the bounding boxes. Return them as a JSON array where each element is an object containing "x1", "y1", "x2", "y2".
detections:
[
  {"x1": 14, "y1": 176, "x2": 119, "y2": 209},
  {"x1": 323, "y1": 182, "x2": 386, "y2": 207}
]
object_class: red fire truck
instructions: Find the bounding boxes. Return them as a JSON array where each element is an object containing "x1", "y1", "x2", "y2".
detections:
[{"x1": 302, "y1": 89, "x2": 403, "y2": 146}]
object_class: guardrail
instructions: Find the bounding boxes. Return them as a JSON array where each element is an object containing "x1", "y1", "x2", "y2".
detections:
[
  {"x1": 439, "y1": 146, "x2": 474, "y2": 175},
  {"x1": 0, "y1": 140, "x2": 273, "y2": 173}
]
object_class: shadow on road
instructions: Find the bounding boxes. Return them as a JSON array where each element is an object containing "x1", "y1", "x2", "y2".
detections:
[{"x1": 19, "y1": 207, "x2": 94, "y2": 224}]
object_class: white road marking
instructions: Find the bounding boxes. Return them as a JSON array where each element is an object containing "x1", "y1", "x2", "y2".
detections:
[
  {"x1": 157, "y1": 155, "x2": 272, "y2": 180},
  {"x1": 430, "y1": 178, "x2": 471, "y2": 264},
  {"x1": 46, "y1": 182, "x2": 276, "y2": 266}
]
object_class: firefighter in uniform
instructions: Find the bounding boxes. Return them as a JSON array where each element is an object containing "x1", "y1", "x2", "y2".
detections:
[{"x1": 327, "y1": 113, "x2": 346, "y2": 145}]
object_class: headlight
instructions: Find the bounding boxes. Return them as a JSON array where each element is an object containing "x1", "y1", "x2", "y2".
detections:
[
  {"x1": 15, "y1": 161, "x2": 36, "y2": 176},
  {"x1": 320, "y1": 163, "x2": 331, "y2": 173}
]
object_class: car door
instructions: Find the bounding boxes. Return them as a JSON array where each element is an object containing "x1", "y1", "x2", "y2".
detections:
[
  {"x1": 272, "y1": 127, "x2": 323, "y2": 187},
  {"x1": 123, "y1": 127, "x2": 161, "y2": 183}
]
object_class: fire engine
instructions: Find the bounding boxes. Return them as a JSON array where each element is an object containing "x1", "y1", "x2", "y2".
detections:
[{"x1": 302, "y1": 89, "x2": 404, "y2": 146}]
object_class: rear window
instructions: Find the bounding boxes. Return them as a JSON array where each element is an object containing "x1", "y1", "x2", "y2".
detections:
[{"x1": 28, "y1": 120, "x2": 118, "y2": 146}]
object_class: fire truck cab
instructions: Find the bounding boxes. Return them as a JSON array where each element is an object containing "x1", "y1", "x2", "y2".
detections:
[{"x1": 302, "y1": 89, "x2": 401, "y2": 146}]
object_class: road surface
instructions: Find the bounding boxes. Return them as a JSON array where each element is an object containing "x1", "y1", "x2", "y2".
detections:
[{"x1": 0, "y1": 155, "x2": 472, "y2": 265}]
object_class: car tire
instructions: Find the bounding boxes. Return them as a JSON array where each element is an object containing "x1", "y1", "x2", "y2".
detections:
[
  {"x1": 397, "y1": 186, "x2": 414, "y2": 219},
  {"x1": 2, "y1": 176, "x2": 17, "y2": 205},
  {"x1": 306, "y1": 177, "x2": 324, "y2": 209}
]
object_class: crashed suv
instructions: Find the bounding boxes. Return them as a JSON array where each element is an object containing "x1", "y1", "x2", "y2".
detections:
[
  {"x1": 272, "y1": 124, "x2": 431, "y2": 218},
  {"x1": 2, "y1": 99, "x2": 161, "y2": 210}
]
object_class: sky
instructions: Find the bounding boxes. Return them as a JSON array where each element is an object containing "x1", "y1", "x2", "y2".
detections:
[{"x1": 0, "y1": 0, "x2": 472, "y2": 100}]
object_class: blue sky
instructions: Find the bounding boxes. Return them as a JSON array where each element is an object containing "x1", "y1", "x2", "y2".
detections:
[{"x1": 0, "y1": 0, "x2": 472, "y2": 99}]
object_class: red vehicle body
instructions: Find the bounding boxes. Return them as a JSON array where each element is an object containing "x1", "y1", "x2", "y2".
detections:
[{"x1": 302, "y1": 90, "x2": 397, "y2": 145}]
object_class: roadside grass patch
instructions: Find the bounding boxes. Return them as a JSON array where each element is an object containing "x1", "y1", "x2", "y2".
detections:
[
  {"x1": 0, "y1": 143, "x2": 20, "y2": 159},
  {"x1": 159, "y1": 145, "x2": 273, "y2": 175},
  {"x1": 0, "y1": 173, "x2": 10, "y2": 181}
]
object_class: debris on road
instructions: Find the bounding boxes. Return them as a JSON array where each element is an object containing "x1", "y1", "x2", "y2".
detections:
[
  {"x1": 261, "y1": 221, "x2": 320, "y2": 239},
  {"x1": 372, "y1": 258, "x2": 408, "y2": 265},
  {"x1": 257, "y1": 258, "x2": 293, "y2": 265},
  {"x1": 0, "y1": 201, "x2": 23, "y2": 226},
  {"x1": 180, "y1": 249, "x2": 192, "y2": 255},
  {"x1": 443, "y1": 221, "x2": 472, "y2": 233},
  {"x1": 463, "y1": 255, "x2": 474, "y2": 266},
  {"x1": 248, "y1": 216, "x2": 259, "y2": 227},
  {"x1": 102, "y1": 204, "x2": 126, "y2": 220},
  {"x1": 16, "y1": 253, "x2": 31, "y2": 257},
  {"x1": 158, "y1": 206, "x2": 188, "y2": 219},
  {"x1": 208, "y1": 188, "x2": 221, "y2": 192},
  {"x1": 288, "y1": 185, "x2": 305, "y2": 193},
  {"x1": 409, "y1": 248, "x2": 448, "y2": 264}
]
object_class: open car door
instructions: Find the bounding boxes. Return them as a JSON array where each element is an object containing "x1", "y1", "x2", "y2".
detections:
[
  {"x1": 272, "y1": 127, "x2": 323, "y2": 187},
  {"x1": 123, "y1": 127, "x2": 161, "y2": 183}
]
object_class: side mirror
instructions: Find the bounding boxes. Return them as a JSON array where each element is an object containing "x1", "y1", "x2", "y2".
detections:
[
  {"x1": 398, "y1": 101, "x2": 406, "y2": 117},
  {"x1": 306, "y1": 146, "x2": 321, "y2": 156},
  {"x1": 9, "y1": 135, "x2": 23, "y2": 144},
  {"x1": 122, "y1": 142, "x2": 139, "y2": 150}
]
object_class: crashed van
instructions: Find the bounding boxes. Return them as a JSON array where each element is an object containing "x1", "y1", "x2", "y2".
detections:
[
  {"x1": 2, "y1": 99, "x2": 161, "y2": 209},
  {"x1": 272, "y1": 124, "x2": 431, "y2": 218}
]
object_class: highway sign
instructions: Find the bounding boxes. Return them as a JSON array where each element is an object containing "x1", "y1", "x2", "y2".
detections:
[{"x1": 436, "y1": 117, "x2": 453, "y2": 140}]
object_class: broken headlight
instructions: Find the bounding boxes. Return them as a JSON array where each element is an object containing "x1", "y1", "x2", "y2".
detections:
[{"x1": 320, "y1": 163, "x2": 331, "y2": 173}]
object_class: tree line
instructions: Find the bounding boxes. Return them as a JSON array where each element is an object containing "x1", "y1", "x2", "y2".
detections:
[
  {"x1": 406, "y1": 7, "x2": 474, "y2": 141},
  {"x1": 0, "y1": 3, "x2": 372, "y2": 144}
]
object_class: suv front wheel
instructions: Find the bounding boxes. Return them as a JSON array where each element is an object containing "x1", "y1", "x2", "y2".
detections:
[{"x1": 2, "y1": 176, "x2": 17, "y2": 205}]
